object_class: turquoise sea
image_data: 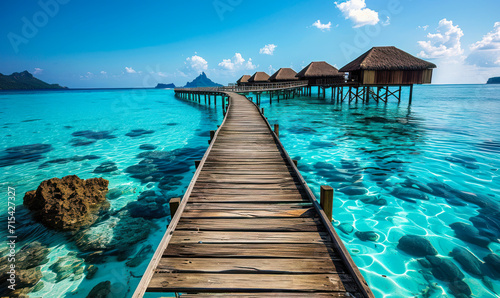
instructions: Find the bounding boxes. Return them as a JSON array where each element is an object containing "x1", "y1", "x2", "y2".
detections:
[{"x1": 1, "y1": 85, "x2": 499, "y2": 297}]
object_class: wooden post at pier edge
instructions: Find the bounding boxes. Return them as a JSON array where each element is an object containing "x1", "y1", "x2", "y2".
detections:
[
  {"x1": 409, "y1": 84, "x2": 413, "y2": 105},
  {"x1": 209, "y1": 130, "x2": 216, "y2": 144},
  {"x1": 169, "y1": 197, "x2": 181, "y2": 218},
  {"x1": 274, "y1": 124, "x2": 279, "y2": 138},
  {"x1": 320, "y1": 185, "x2": 334, "y2": 222}
]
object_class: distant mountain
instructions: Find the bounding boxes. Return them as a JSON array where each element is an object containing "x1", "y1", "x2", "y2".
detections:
[
  {"x1": 155, "y1": 83, "x2": 176, "y2": 89},
  {"x1": 184, "y1": 72, "x2": 222, "y2": 88},
  {"x1": 487, "y1": 77, "x2": 500, "y2": 84},
  {"x1": 0, "y1": 71, "x2": 67, "y2": 90}
]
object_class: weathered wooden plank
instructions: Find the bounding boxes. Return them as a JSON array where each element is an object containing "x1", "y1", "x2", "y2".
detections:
[
  {"x1": 184, "y1": 202, "x2": 312, "y2": 210},
  {"x1": 197, "y1": 169, "x2": 293, "y2": 174},
  {"x1": 195, "y1": 177, "x2": 297, "y2": 184},
  {"x1": 181, "y1": 208, "x2": 316, "y2": 218},
  {"x1": 191, "y1": 188, "x2": 305, "y2": 195},
  {"x1": 156, "y1": 258, "x2": 345, "y2": 274},
  {"x1": 182, "y1": 292, "x2": 359, "y2": 298},
  {"x1": 197, "y1": 174, "x2": 297, "y2": 179},
  {"x1": 170, "y1": 231, "x2": 330, "y2": 244},
  {"x1": 176, "y1": 218, "x2": 325, "y2": 232},
  {"x1": 193, "y1": 182, "x2": 304, "y2": 190},
  {"x1": 188, "y1": 194, "x2": 307, "y2": 203},
  {"x1": 147, "y1": 273, "x2": 354, "y2": 293}
]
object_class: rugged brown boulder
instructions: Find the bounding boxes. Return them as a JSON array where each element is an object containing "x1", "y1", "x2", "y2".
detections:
[{"x1": 23, "y1": 175, "x2": 109, "y2": 231}]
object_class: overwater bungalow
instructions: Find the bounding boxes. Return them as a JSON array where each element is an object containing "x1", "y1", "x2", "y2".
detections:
[
  {"x1": 268, "y1": 68, "x2": 298, "y2": 82},
  {"x1": 237, "y1": 74, "x2": 251, "y2": 86},
  {"x1": 295, "y1": 61, "x2": 345, "y2": 86},
  {"x1": 339, "y1": 46, "x2": 436, "y2": 85},
  {"x1": 248, "y1": 71, "x2": 270, "y2": 84}
]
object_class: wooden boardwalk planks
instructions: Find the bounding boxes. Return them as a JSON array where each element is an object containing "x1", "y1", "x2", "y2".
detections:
[{"x1": 133, "y1": 92, "x2": 374, "y2": 297}]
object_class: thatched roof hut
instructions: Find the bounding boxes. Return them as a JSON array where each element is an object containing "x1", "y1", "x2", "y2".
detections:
[
  {"x1": 295, "y1": 62, "x2": 345, "y2": 85},
  {"x1": 339, "y1": 46, "x2": 436, "y2": 85},
  {"x1": 269, "y1": 68, "x2": 298, "y2": 82},
  {"x1": 237, "y1": 75, "x2": 251, "y2": 86},
  {"x1": 248, "y1": 72, "x2": 270, "y2": 83}
]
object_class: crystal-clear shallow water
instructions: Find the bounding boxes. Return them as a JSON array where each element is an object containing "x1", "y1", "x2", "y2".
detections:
[
  {"x1": 0, "y1": 89, "x2": 223, "y2": 297},
  {"x1": 259, "y1": 84, "x2": 500, "y2": 297}
]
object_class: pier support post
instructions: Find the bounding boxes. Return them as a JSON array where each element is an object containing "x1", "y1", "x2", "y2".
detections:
[
  {"x1": 169, "y1": 197, "x2": 181, "y2": 218},
  {"x1": 320, "y1": 185, "x2": 334, "y2": 222},
  {"x1": 194, "y1": 160, "x2": 201, "y2": 168},
  {"x1": 209, "y1": 130, "x2": 216, "y2": 144},
  {"x1": 409, "y1": 85, "x2": 413, "y2": 105},
  {"x1": 274, "y1": 124, "x2": 279, "y2": 138},
  {"x1": 261, "y1": 107, "x2": 264, "y2": 115}
]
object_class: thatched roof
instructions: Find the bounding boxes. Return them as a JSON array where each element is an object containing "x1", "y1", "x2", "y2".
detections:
[
  {"x1": 248, "y1": 72, "x2": 270, "y2": 82},
  {"x1": 339, "y1": 46, "x2": 437, "y2": 72},
  {"x1": 269, "y1": 68, "x2": 298, "y2": 81},
  {"x1": 296, "y1": 62, "x2": 344, "y2": 78},
  {"x1": 237, "y1": 75, "x2": 251, "y2": 84}
]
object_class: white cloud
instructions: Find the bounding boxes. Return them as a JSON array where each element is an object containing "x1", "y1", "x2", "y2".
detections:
[
  {"x1": 100, "y1": 71, "x2": 107, "y2": 75},
  {"x1": 33, "y1": 68, "x2": 43, "y2": 74},
  {"x1": 218, "y1": 53, "x2": 256, "y2": 71},
  {"x1": 312, "y1": 20, "x2": 332, "y2": 31},
  {"x1": 259, "y1": 44, "x2": 277, "y2": 55},
  {"x1": 418, "y1": 25, "x2": 429, "y2": 31},
  {"x1": 470, "y1": 22, "x2": 500, "y2": 51},
  {"x1": 218, "y1": 59, "x2": 234, "y2": 70},
  {"x1": 417, "y1": 19, "x2": 464, "y2": 59},
  {"x1": 186, "y1": 55, "x2": 208, "y2": 72},
  {"x1": 466, "y1": 22, "x2": 500, "y2": 67},
  {"x1": 125, "y1": 67, "x2": 137, "y2": 74},
  {"x1": 335, "y1": 0, "x2": 379, "y2": 28}
]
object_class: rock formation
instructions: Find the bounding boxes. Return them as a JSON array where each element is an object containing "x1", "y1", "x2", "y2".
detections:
[{"x1": 23, "y1": 175, "x2": 109, "y2": 231}]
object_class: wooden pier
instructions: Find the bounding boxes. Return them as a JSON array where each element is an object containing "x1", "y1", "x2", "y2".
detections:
[{"x1": 134, "y1": 90, "x2": 374, "y2": 297}]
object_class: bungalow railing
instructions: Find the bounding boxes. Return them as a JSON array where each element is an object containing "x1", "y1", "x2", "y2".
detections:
[{"x1": 175, "y1": 80, "x2": 309, "y2": 93}]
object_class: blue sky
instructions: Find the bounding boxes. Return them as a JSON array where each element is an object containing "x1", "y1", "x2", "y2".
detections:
[{"x1": 1, "y1": 0, "x2": 499, "y2": 88}]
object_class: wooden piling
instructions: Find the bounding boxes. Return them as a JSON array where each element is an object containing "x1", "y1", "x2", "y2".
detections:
[
  {"x1": 209, "y1": 130, "x2": 216, "y2": 144},
  {"x1": 409, "y1": 84, "x2": 413, "y2": 105},
  {"x1": 320, "y1": 185, "x2": 334, "y2": 222},
  {"x1": 169, "y1": 197, "x2": 181, "y2": 218},
  {"x1": 274, "y1": 124, "x2": 279, "y2": 138}
]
